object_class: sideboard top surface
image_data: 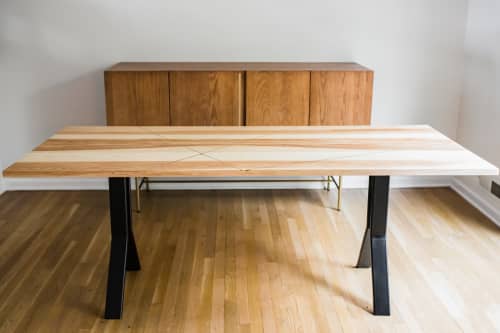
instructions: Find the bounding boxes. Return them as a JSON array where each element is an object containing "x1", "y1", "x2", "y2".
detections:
[{"x1": 106, "y1": 62, "x2": 372, "y2": 72}]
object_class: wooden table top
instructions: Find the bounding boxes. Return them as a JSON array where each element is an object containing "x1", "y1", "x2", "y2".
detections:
[{"x1": 3, "y1": 126, "x2": 498, "y2": 178}]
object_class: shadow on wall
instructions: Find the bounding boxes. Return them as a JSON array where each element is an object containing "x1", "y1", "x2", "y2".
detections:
[
  {"x1": 1, "y1": 35, "x2": 109, "y2": 165},
  {"x1": 1, "y1": 1, "x2": 114, "y2": 164},
  {"x1": 26, "y1": 69, "x2": 107, "y2": 145}
]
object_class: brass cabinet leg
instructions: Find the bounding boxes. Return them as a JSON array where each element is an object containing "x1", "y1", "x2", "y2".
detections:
[
  {"x1": 326, "y1": 176, "x2": 342, "y2": 211},
  {"x1": 337, "y1": 176, "x2": 343, "y2": 211},
  {"x1": 135, "y1": 177, "x2": 141, "y2": 213},
  {"x1": 325, "y1": 176, "x2": 332, "y2": 191}
]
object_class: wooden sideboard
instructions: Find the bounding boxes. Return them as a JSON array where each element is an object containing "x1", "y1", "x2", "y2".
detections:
[
  {"x1": 104, "y1": 62, "x2": 373, "y2": 126},
  {"x1": 104, "y1": 62, "x2": 373, "y2": 212}
]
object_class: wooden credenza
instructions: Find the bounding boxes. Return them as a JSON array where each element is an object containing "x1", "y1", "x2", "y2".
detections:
[{"x1": 104, "y1": 62, "x2": 373, "y2": 126}]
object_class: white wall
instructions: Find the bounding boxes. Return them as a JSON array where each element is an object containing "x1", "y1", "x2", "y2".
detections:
[
  {"x1": 0, "y1": 160, "x2": 4, "y2": 195},
  {"x1": 454, "y1": 0, "x2": 500, "y2": 224},
  {"x1": 457, "y1": 0, "x2": 500, "y2": 170},
  {"x1": 0, "y1": 0, "x2": 468, "y2": 171}
]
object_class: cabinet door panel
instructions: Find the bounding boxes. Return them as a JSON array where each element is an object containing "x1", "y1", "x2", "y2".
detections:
[
  {"x1": 105, "y1": 72, "x2": 170, "y2": 125},
  {"x1": 310, "y1": 71, "x2": 373, "y2": 125},
  {"x1": 246, "y1": 72, "x2": 310, "y2": 125},
  {"x1": 169, "y1": 71, "x2": 243, "y2": 126}
]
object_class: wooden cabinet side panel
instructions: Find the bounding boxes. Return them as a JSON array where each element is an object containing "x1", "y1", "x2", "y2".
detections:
[
  {"x1": 169, "y1": 72, "x2": 243, "y2": 126},
  {"x1": 245, "y1": 72, "x2": 310, "y2": 126},
  {"x1": 105, "y1": 72, "x2": 170, "y2": 126},
  {"x1": 310, "y1": 71, "x2": 373, "y2": 125}
]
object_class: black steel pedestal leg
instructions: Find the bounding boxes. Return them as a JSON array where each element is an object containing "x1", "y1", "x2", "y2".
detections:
[
  {"x1": 356, "y1": 228, "x2": 372, "y2": 268},
  {"x1": 124, "y1": 178, "x2": 141, "y2": 271},
  {"x1": 104, "y1": 177, "x2": 141, "y2": 319},
  {"x1": 356, "y1": 176, "x2": 375, "y2": 268},
  {"x1": 356, "y1": 176, "x2": 391, "y2": 316}
]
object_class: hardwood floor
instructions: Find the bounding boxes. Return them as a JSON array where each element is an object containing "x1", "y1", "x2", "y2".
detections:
[{"x1": 0, "y1": 188, "x2": 499, "y2": 332}]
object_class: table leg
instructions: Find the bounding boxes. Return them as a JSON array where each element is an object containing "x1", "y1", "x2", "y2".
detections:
[
  {"x1": 356, "y1": 176, "x2": 390, "y2": 316},
  {"x1": 135, "y1": 177, "x2": 141, "y2": 213},
  {"x1": 104, "y1": 177, "x2": 141, "y2": 319},
  {"x1": 126, "y1": 178, "x2": 141, "y2": 271}
]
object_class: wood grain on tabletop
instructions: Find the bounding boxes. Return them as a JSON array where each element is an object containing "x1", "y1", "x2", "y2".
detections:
[{"x1": 3, "y1": 125, "x2": 498, "y2": 178}]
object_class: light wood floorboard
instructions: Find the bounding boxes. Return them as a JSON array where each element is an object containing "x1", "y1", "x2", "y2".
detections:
[{"x1": 0, "y1": 188, "x2": 499, "y2": 332}]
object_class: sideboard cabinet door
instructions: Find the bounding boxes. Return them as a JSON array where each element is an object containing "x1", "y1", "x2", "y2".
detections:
[
  {"x1": 169, "y1": 71, "x2": 244, "y2": 126},
  {"x1": 246, "y1": 72, "x2": 310, "y2": 125},
  {"x1": 310, "y1": 71, "x2": 373, "y2": 125},
  {"x1": 105, "y1": 72, "x2": 170, "y2": 125}
]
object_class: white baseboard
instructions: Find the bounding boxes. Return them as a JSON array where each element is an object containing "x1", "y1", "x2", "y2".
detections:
[
  {"x1": 0, "y1": 176, "x2": 5, "y2": 196},
  {"x1": 0, "y1": 161, "x2": 5, "y2": 195},
  {"x1": 451, "y1": 177, "x2": 500, "y2": 227},
  {"x1": 3, "y1": 175, "x2": 451, "y2": 191},
  {"x1": 5, "y1": 178, "x2": 108, "y2": 190}
]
